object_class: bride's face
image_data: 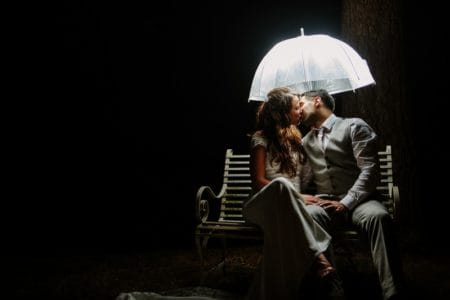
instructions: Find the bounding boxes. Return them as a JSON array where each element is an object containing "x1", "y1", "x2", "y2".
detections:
[{"x1": 289, "y1": 97, "x2": 301, "y2": 126}]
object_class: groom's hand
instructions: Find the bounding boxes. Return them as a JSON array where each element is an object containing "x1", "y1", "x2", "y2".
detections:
[{"x1": 317, "y1": 199, "x2": 348, "y2": 215}]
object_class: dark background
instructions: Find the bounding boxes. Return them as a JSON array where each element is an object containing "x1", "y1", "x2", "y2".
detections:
[{"x1": 10, "y1": 1, "x2": 450, "y2": 254}]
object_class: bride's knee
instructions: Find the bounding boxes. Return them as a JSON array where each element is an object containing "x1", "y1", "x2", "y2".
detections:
[{"x1": 267, "y1": 177, "x2": 293, "y2": 191}]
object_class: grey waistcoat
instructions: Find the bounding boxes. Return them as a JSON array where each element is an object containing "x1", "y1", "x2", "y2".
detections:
[{"x1": 303, "y1": 118, "x2": 360, "y2": 196}]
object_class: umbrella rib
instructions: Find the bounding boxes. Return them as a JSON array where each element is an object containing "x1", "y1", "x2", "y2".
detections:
[
  {"x1": 256, "y1": 54, "x2": 271, "y2": 100},
  {"x1": 299, "y1": 42, "x2": 309, "y2": 91},
  {"x1": 340, "y1": 44, "x2": 361, "y2": 81}
]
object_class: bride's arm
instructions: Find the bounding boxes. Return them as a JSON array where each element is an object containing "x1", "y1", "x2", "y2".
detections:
[{"x1": 250, "y1": 145, "x2": 270, "y2": 191}]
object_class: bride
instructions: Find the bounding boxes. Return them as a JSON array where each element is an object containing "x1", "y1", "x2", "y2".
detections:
[{"x1": 243, "y1": 87, "x2": 339, "y2": 300}]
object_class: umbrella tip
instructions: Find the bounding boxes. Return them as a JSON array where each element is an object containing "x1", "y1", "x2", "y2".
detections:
[{"x1": 300, "y1": 27, "x2": 304, "y2": 36}]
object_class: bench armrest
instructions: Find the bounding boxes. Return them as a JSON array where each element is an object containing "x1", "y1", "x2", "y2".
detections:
[
  {"x1": 392, "y1": 185, "x2": 400, "y2": 221},
  {"x1": 195, "y1": 185, "x2": 227, "y2": 223}
]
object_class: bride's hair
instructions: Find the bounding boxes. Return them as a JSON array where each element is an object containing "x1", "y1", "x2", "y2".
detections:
[{"x1": 256, "y1": 87, "x2": 305, "y2": 177}]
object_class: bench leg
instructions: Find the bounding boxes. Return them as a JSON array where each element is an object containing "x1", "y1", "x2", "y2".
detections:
[
  {"x1": 195, "y1": 234, "x2": 204, "y2": 269},
  {"x1": 220, "y1": 236, "x2": 227, "y2": 275},
  {"x1": 195, "y1": 233, "x2": 212, "y2": 271}
]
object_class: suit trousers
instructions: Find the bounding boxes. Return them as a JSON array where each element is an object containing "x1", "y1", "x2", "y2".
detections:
[{"x1": 306, "y1": 199, "x2": 402, "y2": 300}]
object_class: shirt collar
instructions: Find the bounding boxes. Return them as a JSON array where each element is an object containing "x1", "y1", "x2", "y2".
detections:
[{"x1": 320, "y1": 114, "x2": 337, "y2": 132}]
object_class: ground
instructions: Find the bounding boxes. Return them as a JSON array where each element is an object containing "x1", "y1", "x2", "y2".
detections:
[{"x1": 12, "y1": 240, "x2": 450, "y2": 300}]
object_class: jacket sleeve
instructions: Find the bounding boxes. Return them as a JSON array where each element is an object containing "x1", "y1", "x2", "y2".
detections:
[{"x1": 340, "y1": 119, "x2": 380, "y2": 210}]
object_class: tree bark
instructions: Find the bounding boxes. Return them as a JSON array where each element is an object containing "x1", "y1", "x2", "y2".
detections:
[{"x1": 341, "y1": 0, "x2": 418, "y2": 237}]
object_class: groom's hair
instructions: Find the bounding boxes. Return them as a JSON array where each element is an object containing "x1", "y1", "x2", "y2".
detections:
[{"x1": 301, "y1": 89, "x2": 335, "y2": 112}]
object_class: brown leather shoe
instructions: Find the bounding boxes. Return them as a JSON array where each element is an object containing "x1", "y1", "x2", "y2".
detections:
[{"x1": 314, "y1": 253, "x2": 336, "y2": 279}]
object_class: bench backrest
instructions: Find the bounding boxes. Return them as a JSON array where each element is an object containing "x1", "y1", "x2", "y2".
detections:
[{"x1": 219, "y1": 145, "x2": 395, "y2": 222}]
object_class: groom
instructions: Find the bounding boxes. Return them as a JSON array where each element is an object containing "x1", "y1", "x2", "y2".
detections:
[{"x1": 298, "y1": 89, "x2": 403, "y2": 300}]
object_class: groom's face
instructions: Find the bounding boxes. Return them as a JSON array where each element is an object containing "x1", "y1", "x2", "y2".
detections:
[{"x1": 299, "y1": 96, "x2": 318, "y2": 127}]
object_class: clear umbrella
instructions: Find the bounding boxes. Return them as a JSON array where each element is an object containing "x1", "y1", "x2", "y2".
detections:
[{"x1": 249, "y1": 30, "x2": 375, "y2": 101}]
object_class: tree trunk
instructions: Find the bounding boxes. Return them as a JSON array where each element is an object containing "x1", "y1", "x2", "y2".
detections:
[{"x1": 341, "y1": 0, "x2": 418, "y2": 238}]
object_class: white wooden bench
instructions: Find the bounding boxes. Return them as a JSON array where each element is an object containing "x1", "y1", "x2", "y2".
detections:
[{"x1": 195, "y1": 145, "x2": 399, "y2": 268}]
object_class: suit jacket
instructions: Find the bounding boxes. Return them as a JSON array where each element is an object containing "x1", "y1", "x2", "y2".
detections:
[{"x1": 302, "y1": 115, "x2": 379, "y2": 210}]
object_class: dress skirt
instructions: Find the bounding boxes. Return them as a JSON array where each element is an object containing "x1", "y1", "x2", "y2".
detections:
[{"x1": 243, "y1": 177, "x2": 331, "y2": 300}]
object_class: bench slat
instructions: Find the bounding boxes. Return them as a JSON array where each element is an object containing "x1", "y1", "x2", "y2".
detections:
[
  {"x1": 226, "y1": 186, "x2": 252, "y2": 191},
  {"x1": 227, "y1": 161, "x2": 250, "y2": 165},
  {"x1": 223, "y1": 193, "x2": 248, "y2": 197},
  {"x1": 227, "y1": 154, "x2": 250, "y2": 159},
  {"x1": 220, "y1": 213, "x2": 243, "y2": 217},
  {"x1": 222, "y1": 207, "x2": 243, "y2": 211},
  {"x1": 225, "y1": 166, "x2": 250, "y2": 171},
  {"x1": 224, "y1": 179, "x2": 252, "y2": 183},
  {"x1": 222, "y1": 200, "x2": 245, "y2": 204}
]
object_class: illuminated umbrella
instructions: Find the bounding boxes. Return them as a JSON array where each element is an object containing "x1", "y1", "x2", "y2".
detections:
[{"x1": 249, "y1": 31, "x2": 375, "y2": 101}]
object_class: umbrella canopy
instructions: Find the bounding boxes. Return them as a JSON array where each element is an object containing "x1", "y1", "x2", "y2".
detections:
[{"x1": 248, "y1": 33, "x2": 375, "y2": 101}]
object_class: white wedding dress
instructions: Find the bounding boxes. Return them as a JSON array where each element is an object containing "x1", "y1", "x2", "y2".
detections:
[{"x1": 242, "y1": 133, "x2": 331, "y2": 300}]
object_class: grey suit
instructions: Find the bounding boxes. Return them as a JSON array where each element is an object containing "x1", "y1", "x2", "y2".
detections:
[{"x1": 303, "y1": 115, "x2": 402, "y2": 300}]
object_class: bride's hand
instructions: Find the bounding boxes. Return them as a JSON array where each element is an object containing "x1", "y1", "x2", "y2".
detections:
[{"x1": 302, "y1": 194, "x2": 319, "y2": 205}]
